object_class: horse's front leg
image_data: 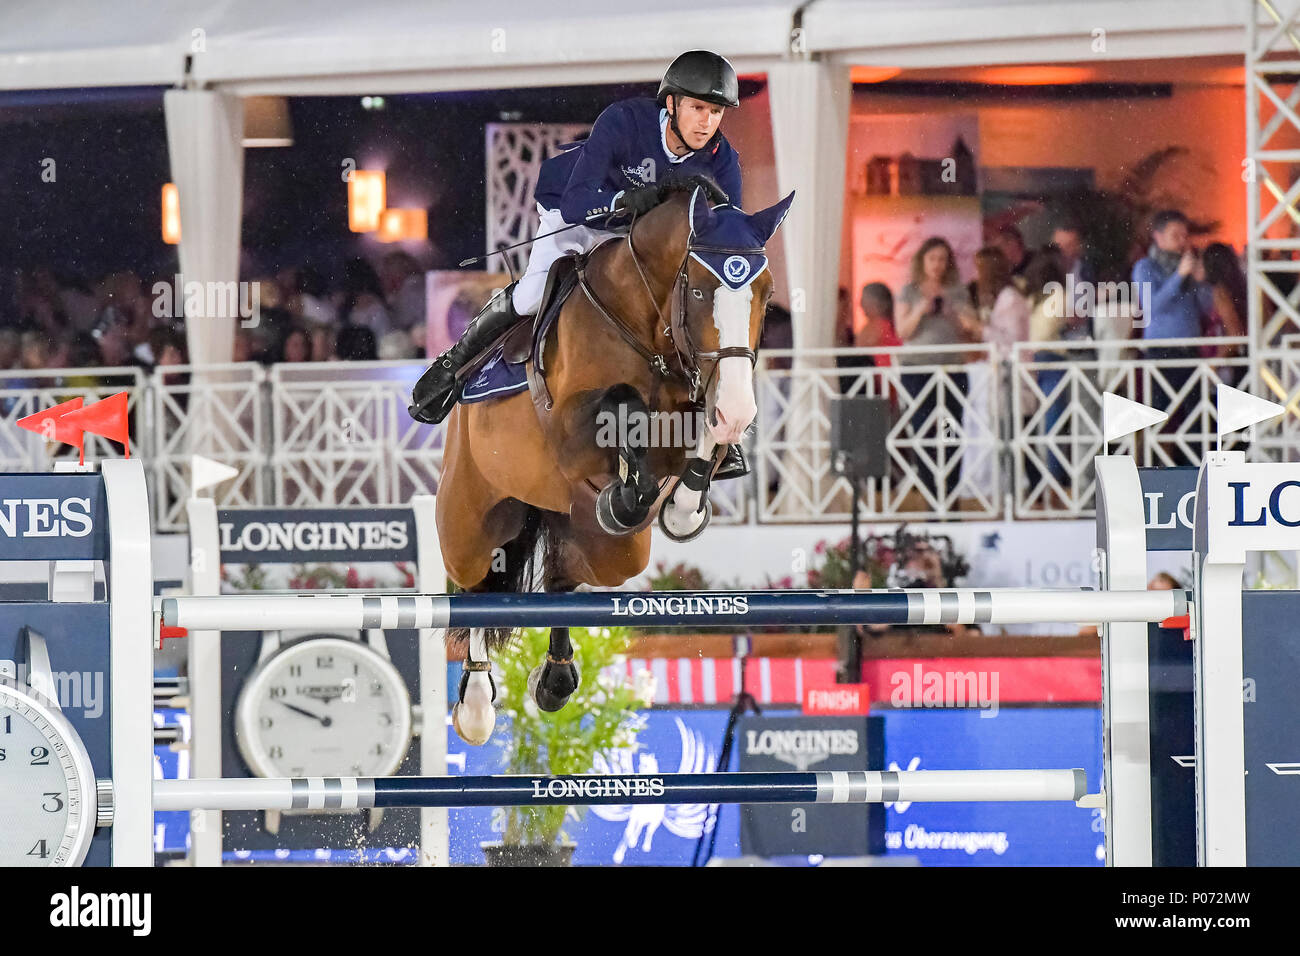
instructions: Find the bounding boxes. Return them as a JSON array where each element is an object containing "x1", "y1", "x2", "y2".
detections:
[
  {"x1": 593, "y1": 384, "x2": 660, "y2": 536},
  {"x1": 658, "y1": 423, "x2": 717, "y2": 542}
]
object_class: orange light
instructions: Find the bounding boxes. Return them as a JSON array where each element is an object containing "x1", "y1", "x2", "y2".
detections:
[
  {"x1": 975, "y1": 65, "x2": 1095, "y2": 86},
  {"x1": 348, "y1": 170, "x2": 386, "y2": 232},
  {"x1": 377, "y1": 207, "x2": 428, "y2": 242},
  {"x1": 850, "y1": 66, "x2": 902, "y2": 84},
  {"x1": 161, "y1": 183, "x2": 181, "y2": 245}
]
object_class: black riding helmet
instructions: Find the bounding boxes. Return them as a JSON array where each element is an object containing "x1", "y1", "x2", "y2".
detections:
[{"x1": 657, "y1": 50, "x2": 740, "y2": 109}]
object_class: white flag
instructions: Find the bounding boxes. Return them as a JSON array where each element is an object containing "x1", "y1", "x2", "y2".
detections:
[
  {"x1": 190, "y1": 454, "x2": 239, "y2": 494},
  {"x1": 1102, "y1": 392, "x2": 1167, "y2": 444},
  {"x1": 1216, "y1": 383, "x2": 1284, "y2": 437}
]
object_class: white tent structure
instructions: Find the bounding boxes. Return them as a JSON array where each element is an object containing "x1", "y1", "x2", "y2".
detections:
[{"x1": 0, "y1": 0, "x2": 1246, "y2": 364}]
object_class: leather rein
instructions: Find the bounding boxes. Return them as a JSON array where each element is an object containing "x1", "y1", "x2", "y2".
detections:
[{"x1": 574, "y1": 207, "x2": 766, "y2": 404}]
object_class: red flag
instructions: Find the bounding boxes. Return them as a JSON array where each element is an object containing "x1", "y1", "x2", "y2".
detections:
[
  {"x1": 16, "y1": 398, "x2": 86, "y2": 456},
  {"x1": 59, "y1": 392, "x2": 132, "y2": 459}
]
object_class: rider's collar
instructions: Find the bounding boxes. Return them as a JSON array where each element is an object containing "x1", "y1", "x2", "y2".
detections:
[{"x1": 659, "y1": 108, "x2": 693, "y2": 164}]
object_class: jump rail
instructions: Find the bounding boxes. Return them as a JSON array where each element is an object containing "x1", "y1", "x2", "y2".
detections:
[
  {"x1": 160, "y1": 588, "x2": 1185, "y2": 631},
  {"x1": 154, "y1": 769, "x2": 1089, "y2": 811}
]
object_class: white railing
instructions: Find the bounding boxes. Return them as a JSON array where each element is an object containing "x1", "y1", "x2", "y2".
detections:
[
  {"x1": 269, "y1": 361, "x2": 438, "y2": 510},
  {"x1": 755, "y1": 344, "x2": 1002, "y2": 522},
  {"x1": 2, "y1": 337, "x2": 1294, "y2": 528},
  {"x1": 1009, "y1": 337, "x2": 1254, "y2": 518},
  {"x1": 150, "y1": 364, "x2": 268, "y2": 532}
]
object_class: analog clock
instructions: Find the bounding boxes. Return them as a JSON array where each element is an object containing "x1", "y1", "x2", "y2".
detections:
[
  {"x1": 0, "y1": 676, "x2": 98, "y2": 867},
  {"x1": 234, "y1": 636, "x2": 413, "y2": 779}
]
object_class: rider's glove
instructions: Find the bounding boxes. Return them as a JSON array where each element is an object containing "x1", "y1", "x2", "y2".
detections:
[{"x1": 613, "y1": 184, "x2": 662, "y2": 217}]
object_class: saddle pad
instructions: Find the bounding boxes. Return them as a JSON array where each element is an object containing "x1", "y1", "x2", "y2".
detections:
[
  {"x1": 460, "y1": 348, "x2": 528, "y2": 403},
  {"x1": 460, "y1": 305, "x2": 564, "y2": 405}
]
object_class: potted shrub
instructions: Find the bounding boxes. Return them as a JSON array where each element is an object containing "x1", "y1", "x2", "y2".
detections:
[{"x1": 482, "y1": 624, "x2": 648, "y2": 866}]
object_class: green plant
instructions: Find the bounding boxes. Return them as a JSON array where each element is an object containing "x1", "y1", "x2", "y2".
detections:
[
  {"x1": 222, "y1": 563, "x2": 270, "y2": 591},
  {"x1": 493, "y1": 625, "x2": 647, "y2": 846}
]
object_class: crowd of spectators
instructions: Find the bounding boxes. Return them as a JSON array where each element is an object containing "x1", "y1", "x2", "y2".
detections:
[
  {"x1": 0, "y1": 251, "x2": 430, "y2": 378},
  {"x1": 818, "y1": 210, "x2": 1251, "y2": 497},
  {"x1": 832, "y1": 213, "x2": 1249, "y2": 374}
]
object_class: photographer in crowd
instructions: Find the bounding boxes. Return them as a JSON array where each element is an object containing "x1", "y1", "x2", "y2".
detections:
[{"x1": 1132, "y1": 210, "x2": 1213, "y2": 459}]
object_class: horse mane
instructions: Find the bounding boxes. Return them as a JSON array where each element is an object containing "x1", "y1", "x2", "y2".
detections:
[{"x1": 657, "y1": 173, "x2": 730, "y2": 207}]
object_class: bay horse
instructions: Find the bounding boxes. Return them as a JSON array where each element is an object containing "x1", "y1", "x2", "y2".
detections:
[{"x1": 435, "y1": 177, "x2": 794, "y2": 744}]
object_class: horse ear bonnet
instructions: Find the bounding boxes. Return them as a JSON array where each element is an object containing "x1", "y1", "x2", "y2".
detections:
[{"x1": 748, "y1": 191, "x2": 796, "y2": 244}]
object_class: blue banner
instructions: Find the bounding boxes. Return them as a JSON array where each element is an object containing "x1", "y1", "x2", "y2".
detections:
[
  {"x1": 153, "y1": 696, "x2": 1104, "y2": 866},
  {"x1": 0, "y1": 473, "x2": 108, "y2": 560}
]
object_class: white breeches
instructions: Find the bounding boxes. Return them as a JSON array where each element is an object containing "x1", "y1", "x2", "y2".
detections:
[{"x1": 511, "y1": 203, "x2": 618, "y2": 316}]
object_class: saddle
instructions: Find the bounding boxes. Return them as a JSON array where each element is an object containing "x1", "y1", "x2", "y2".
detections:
[
  {"x1": 507, "y1": 254, "x2": 582, "y2": 366},
  {"x1": 456, "y1": 254, "x2": 583, "y2": 407},
  {"x1": 458, "y1": 255, "x2": 579, "y2": 373}
]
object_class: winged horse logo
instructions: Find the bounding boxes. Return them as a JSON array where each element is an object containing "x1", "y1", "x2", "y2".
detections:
[{"x1": 590, "y1": 717, "x2": 718, "y2": 864}]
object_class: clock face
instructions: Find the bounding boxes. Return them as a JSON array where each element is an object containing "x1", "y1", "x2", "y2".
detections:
[
  {"x1": 235, "y1": 637, "x2": 413, "y2": 779},
  {"x1": 0, "y1": 681, "x2": 97, "y2": 867}
]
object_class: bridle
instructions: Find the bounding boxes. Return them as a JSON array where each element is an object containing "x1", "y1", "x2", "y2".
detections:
[{"x1": 575, "y1": 198, "x2": 766, "y2": 404}]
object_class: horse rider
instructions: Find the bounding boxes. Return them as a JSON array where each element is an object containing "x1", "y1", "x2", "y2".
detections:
[{"x1": 409, "y1": 49, "x2": 750, "y2": 479}]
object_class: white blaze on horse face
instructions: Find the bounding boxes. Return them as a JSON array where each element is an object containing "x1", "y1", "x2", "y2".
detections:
[{"x1": 708, "y1": 284, "x2": 757, "y2": 445}]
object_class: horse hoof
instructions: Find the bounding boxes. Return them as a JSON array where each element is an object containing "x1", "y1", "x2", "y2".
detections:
[
  {"x1": 452, "y1": 701, "x2": 495, "y2": 745},
  {"x1": 527, "y1": 662, "x2": 580, "y2": 713},
  {"x1": 453, "y1": 673, "x2": 496, "y2": 745},
  {"x1": 658, "y1": 497, "x2": 712, "y2": 542},
  {"x1": 595, "y1": 483, "x2": 642, "y2": 536}
]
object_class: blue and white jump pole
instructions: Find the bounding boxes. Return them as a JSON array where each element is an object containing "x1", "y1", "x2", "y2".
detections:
[
  {"x1": 160, "y1": 586, "x2": 1184, "y2": 632},
  {"x1": 154, "y1": 768, "x2": 1089, "y2": 812}
]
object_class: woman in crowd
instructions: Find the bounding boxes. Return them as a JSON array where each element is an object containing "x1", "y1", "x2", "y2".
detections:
[
  {"x1": 1198, "y1": 243, "x2": 1248, "y2": 386},
  {"x1": 968, "y1": 245, "x2": 1014, "y2": 326},
  {"x1": 962, "y1": 247, "x2": 1026, "y2": 497},
  {"x1": 895, "y1": 237, "x2": 981, "y2": 507},
  {"x1": 279, "y1": 325, "x2": 312, "y2": 364},
  {"x1": 1024, "y1": 250, "x2": 1075, "y2": 497}
]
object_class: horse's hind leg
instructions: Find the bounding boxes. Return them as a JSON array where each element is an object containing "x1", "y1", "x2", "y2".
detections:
[
  {"x1": 594, "y1": 384, "x2": 660, "y2": 535},
  {"x1": 527, "y1": 560, "x2": 581, "y2": 713},
  {"x1": 453, "y1": 628, "x2": 496, "y2": 746},
  {"x1": 527, "y1": 622, "x2": 580, "y2": 713}
]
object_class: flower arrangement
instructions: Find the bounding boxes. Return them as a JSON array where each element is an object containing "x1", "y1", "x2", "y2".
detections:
[
  {"x1": 221, "y1": 561, "x2": 414, "y2": 592},
  {"x1": 804, "y1": 536, "x2": 892, "y2": 591}
]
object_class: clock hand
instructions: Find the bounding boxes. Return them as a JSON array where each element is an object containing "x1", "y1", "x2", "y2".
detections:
[{"x1": 276, "y1": 701, "x2": 333, "y2": 727}]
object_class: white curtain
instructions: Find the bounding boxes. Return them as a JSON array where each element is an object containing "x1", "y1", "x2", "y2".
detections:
[
  {"x1": 164, "y1": 90, "x2": 245, "y2": 366},
  {"x1": 767, "y1": 58, "x2": 851, "y2": 354}
]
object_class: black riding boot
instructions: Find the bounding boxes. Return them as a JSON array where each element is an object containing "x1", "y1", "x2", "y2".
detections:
[
  {"x1": 409, "y1": 286, "x2": 527, "y2": 424},
  {"x1": 714, "y1": 442, "x2": 749, "y2": 481}
]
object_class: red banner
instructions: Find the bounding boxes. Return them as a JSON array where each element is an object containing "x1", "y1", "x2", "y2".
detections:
[{"x1": 802, "y1": 683, "x2": 872, "y2": 715}]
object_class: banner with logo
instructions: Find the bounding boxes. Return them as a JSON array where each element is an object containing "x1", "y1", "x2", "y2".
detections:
[
  {"x1": 0, "y1": 474, "x2": 108, "y2": 560},
  {"x1": 216, "y1": 508, "x2": 418, "y2": 563},
  {"x1": 737, "y1": 716, "x2": 885, "y2": 857}
]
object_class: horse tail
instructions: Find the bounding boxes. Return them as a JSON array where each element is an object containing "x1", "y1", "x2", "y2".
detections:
[{"x1": 448, "y1": 504, "x2": 559, "y2": 653}]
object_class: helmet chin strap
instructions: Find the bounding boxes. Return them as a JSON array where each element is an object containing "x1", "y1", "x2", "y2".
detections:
[{"x1": 666, "y1": 95, "x2": 690, "y2": 155}]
